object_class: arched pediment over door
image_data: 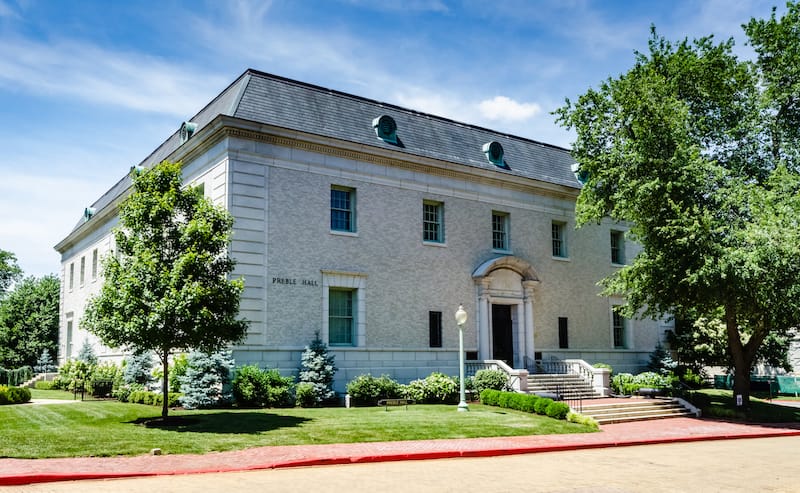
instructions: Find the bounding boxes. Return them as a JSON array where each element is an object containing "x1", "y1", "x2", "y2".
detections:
[{"x1": 472, "y1": 256, "x2": 540, "y2": 368}]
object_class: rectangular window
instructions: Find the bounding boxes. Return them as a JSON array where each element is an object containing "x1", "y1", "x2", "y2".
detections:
[
  {"x1": 429, "y1": 311, "x2": 443, "y2": 347},
  {"x1": 331, "y1": 186, "x2": 356, "y2": 232},
  {"x1": 613, "y1": 310, "x2": 626, "y2": 349},
  {"x1": 492, "y1": 212, "x2": 509, "y2": 250},
  {"x1": 329, "y1": 289, "x2": 354, "y2": 345},
  {"x1": 91, "y1": 249, "x2": 98, "y2": 280},
  {"x1": 552, "y1": 221, "x2": 567, "y2": 258},
  {"x1": 611, "y1": 230, "x2": 625, "y2": 264},
  {"x1": 79, "y1": 256, "x2": 85, "y2": 286},
  {"x1": 423, "y1": 201, "x2": 444, "y2": 243},
  {"x1": 558, "y1": 317, "x2": 569, "y2": 349},
  {"x1": 66, "y1": 320, "x2": 73, "y2": 360},
  {"x1": 69, "y1": 263, "x2": 74, "y2": 290}
]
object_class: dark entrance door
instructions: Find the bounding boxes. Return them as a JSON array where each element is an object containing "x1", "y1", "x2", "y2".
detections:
[{"x1": 491, "y1": 304, "x2": 514, "y2": 365}]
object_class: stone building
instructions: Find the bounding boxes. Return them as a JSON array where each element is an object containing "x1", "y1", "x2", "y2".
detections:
[{"x1": 54, "y1": 69, "x2": 668, "y2": 392}]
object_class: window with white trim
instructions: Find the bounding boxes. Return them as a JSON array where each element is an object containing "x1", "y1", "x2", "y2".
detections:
[
  {"x1": 329, "y1": 289, "x2": 354, "y2": 345},
  {"x1": 423, "y1": 201, "x2": 444, "y2": 243},
  {"x1": 552, "y1": 221, "x2": 567, "y2": 258},
  {"x1": 91, "y1": 249, "x2": 98, "y2": 281},
  {"x1": 322, "y1": 270, "x2": 366, "y2": 347},
  {"x1": 613, "y1": 310, "x2": 627, "y2": 349},
  {"x1": 492, "y1": 211, "x2": 509, "y2": 251},
  {"x1": 611, "y1": 230, "x2": 625, "y2": 264},
  {"x1": 79, "y1": 256, "x2": 85, "y2": 286},
  {"x1": 331, "y1": 186, "x2": 356, "y2": 233},
  {"x1": 69, "y1": 263, "x2": 74, "y2": 290}
]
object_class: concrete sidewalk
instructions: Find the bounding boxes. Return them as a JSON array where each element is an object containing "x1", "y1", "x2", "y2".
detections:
[{"x1": 2, "y1": 416, "x2": 800, "y2": 486}]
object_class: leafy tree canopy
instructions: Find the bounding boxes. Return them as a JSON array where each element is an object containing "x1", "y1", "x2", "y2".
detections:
[
  {"x1": 0, "y1": 249, "x2": 22, "y2": 298},
  {"x1": 0, "y1": 275, "x2": 59, "y2": 368},
  {"x1": 82, "y1": 160, "x2": 248, "y2": 418},
  {"x1": 555, "y1": 3, "x2": 800, "y2": 408}
]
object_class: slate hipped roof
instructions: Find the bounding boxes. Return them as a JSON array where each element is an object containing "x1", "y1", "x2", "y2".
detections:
[{"x1": 61, "y1": 69, "x2": 578, "y2": 240}]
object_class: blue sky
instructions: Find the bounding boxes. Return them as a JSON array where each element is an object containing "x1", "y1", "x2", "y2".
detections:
[{"x1": 0, "y1": 0, "x2": 787, "y2": 277}]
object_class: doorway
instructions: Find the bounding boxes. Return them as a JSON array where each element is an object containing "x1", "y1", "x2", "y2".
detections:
[{"x1": 491, "y1": 304, "x2": 514, "y2": 364}]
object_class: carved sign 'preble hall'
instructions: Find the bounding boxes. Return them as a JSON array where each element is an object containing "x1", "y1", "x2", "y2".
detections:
[{"x1": 272, "y1": 277, "x2": 318, "y2": 287}]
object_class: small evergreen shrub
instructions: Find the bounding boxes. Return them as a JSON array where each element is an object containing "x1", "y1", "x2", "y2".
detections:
[
  {"x1": 297, "y1": 333, "x2": 337, "y2": 406},
  {"x1": 123, "y1": 352, "x2": 155, "y2": 387},
  {"x1": 473, "y1": 369, "x2": 509, "y2": 394},
  {"x1": 77, "y1": 340, "x2": 98, "y2": 365},
  {"x1": 179, "y1": 350, "x2": 235, "y2": 409},
  {"x1": 33, "y1": 349, "x2": 57, "y2": 373},
  {"x1": 480, "y1": 390, "x2": 573, "y2": 422},
  {"x1": 480, "y1": 389, "x2": 501, "y2": 406},
  {"x1": 295, "y1": 382, "x2": 316, "y2": 408},
  {"x1": 0, "y1": 385, "x2": 31, "y2": 405},
  {"x1": 128, "y1": 390, "x2": 181, "y2": 407},
  {"x1": 534, "y1": 397, "x2": 553, "y2": 415},
  {"x1": 346, "y1": 374, "x2": 402, "y2": 405},
  {"x1": 497, "y1": 391, "x2": 514, "y2": 408},
  {"x1": 516, "y1": 393, "x2": 539, "y2": 413},
  {"x1": 232, "y1": 365, "x2": 295, "y2": 408},
  {"x1": 545, "y1": 401, "x2": 570, "y2": 420}
]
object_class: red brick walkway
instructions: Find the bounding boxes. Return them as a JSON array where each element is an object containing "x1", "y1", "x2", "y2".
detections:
[{"x1": 2, "y1": 416, "x2": 800, "y2": 486}]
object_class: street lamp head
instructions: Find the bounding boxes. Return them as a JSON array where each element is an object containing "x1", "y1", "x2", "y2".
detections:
[{"x1": 455, "y1": 305, "x2": 467, "y2": 326}]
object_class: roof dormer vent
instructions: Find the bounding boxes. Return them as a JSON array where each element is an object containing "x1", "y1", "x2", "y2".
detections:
[
  {"x1": 372, "y1": 115, "x2": 397, "y2": 144},
  {"x1": 180, "y1": 121, "x2": 198, "y2": 143},
  {"x1": 482, "y1": 141, "x2": 505, "y2": 167},
  {"x1": 84, "y1": 207, "x2": 96, "y2": 222},
  {"x1": 571, "y1": 163, "x2": 589, "y2": 185}
]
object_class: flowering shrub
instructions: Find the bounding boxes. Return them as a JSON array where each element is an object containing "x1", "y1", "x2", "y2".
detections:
[
  {"x1": 346, "y1": 374, "x2": 402, "y2": 405},
  {"x1": 403, "y1": 372, "x2": 458, "y2": 404},
  {"x1": 473, "y1": 369, "x2": 509, "y2": 394}
]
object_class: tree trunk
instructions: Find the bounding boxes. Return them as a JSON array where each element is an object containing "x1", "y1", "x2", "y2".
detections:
[
  {"x1": 162, "y1": 348, "x2": 169, "y2": 419},
  {"x1": 725, "y1": 304, "x2": 750, "y2": 410}
]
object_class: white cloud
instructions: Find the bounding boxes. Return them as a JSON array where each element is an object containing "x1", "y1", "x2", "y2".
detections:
[
  {"x1": 0, "y1": 37, "x2": 228, "y2": 117},
  {"x1": 478, "y1": 96, "x2": 542, "y2": 122},
  {"x1": 0, "y1": 171, "x2": 112, "y2": 277}
]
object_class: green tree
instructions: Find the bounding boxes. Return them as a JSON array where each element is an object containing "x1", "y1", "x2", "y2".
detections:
[
  {"x1": 0, "y1": 249, "x2": 22, "y2": 298},
  {"x1": 555, "y1": 4, "x2": 800, "y2": 409},
  {"x1": 81, "y1": 160, "x2": 248, "y2": 419},
  {"x1": 0, "y1": 275, "x2": 59, "y2": 368},
  {"x1": 297, "y1": 333, "x2": 337, "y2": 406}
]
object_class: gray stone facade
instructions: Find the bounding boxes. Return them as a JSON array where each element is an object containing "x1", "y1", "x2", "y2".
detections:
[{"x1": 55, "y1": 70, "x2": 668, "y2": 392}]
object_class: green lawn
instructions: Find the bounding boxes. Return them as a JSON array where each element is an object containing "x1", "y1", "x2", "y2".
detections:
[
  {"x1": 690, "y1": 389, "x2": 800, "y2": 422},
  {"x1": 1, "y1": 392, "x2": 595, "y2": 458}
]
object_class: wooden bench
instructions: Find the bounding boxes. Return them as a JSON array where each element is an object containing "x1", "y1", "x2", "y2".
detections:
[{"x1": 377, "y1": 398, "x2": 415, "y2": 410}]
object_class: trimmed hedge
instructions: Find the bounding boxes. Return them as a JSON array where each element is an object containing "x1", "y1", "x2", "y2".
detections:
[
  {"x1": 479, "y1": 389, "x2": 576, "y2": 423},
  {"x1": 0, "y1": 385, "x2": 32, "y2": 405},
  {"x1": 129, "y1": 390, "x2": 182, "y2": 408}
]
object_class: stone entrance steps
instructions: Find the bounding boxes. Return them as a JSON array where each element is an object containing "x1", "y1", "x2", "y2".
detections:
[
  {"x1": 579, "y1": 398, "x2": 695, "y2": 424},
  {"x1": 527, "y1": 373, "x2": 599, "y2": 400}
]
